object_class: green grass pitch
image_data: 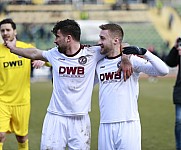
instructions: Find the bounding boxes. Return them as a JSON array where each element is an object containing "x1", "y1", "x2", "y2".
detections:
[{"x1": 3, "y1": 77, "x2": 175, "y2": 150}]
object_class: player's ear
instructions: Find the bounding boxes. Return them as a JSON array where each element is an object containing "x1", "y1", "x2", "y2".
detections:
[
  {"x1": 114, "y1": 37, "x2": 120, "y2": 44},
  {"x1": 66, "y1": 35, "x2": 71, "y2": 43}
]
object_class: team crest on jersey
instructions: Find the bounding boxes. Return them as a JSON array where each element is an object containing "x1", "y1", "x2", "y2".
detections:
[
  {"x1": 78, "y1": 56, "x2": 87, "y2": 65},
  {"x1": 117, "y1": 61, "x2": 121, "y2": 68}
]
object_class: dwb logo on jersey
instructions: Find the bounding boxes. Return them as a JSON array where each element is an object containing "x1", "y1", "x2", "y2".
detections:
[
  {"x1": 3, "y1": 60, "x2": 23, "y2": 68},
  {"x1": 59, "y1": 66, "x2": 85, "y2": 78},
  {"x1": 100, "y1": 72, "x2": 121, "y2": 84}
]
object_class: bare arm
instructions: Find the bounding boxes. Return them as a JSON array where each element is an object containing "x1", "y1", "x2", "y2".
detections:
[
  {"x1": 118, "y1": 43, "x2": 133, "y2": 81},
  {"x1": 117, "y1": 54, "x2": 133, "y2": 81},
  {"x1": 5, "y1": 38, "x2": 47, "y2": 61}
]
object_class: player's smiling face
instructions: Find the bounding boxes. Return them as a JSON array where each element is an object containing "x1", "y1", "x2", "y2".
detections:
[
  {"x1": 98, "y1": 30, "x2": 114, "y2": 56},
  {"x1": 0, "y1": 23, "x2": 17, "y2": 43}
]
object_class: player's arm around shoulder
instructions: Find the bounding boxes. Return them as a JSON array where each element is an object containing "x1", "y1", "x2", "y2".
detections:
[{"x1": 119, "y1": 54, "x2": 133, "y2": 81}]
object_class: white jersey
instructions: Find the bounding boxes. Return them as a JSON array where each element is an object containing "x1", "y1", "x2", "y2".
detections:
[
  {"x1": 42, "y1": 45, "x2": 103, "y2": 116},
  {"x1": 96, "y1": 51, "x2": 169, "y2": 123}
]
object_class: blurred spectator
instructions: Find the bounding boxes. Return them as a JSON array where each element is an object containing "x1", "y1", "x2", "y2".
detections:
[
  {"x1": 0, "y1": 3, "x2": 6, "y2": 14},
  {"x1": 38, "y1": 25, "x2": 46, "y2": 39},
  {"x1": 164, "y1": 37, "x2": 181, "y2": 150},
  {"x1": 47, "y1": 0, "x2": 65, "y2": 4},
  {"x1": 9, "y1": 0, "x2": 31, "y2": 4},
  {"x1": 112, "y1": 0, "x2": 130, "y2": 11},
  {"x1": 168, "y1": 13, "x2": 174, "y2": 30}
]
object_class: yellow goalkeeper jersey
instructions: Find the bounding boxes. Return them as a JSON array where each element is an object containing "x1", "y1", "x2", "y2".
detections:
[{"x1": 0, "y1": 41, "x2": 34, "y2": 105}]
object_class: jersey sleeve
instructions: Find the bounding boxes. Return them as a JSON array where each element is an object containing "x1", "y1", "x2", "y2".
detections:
[
  {"x1": 42, "y1": 51, "x2": 48, "y2": 61},
  {"x1": 42, "y1": 47, "x2": 56, "y2": 64},
  {"x1": 132, "y1": 50, "x2": 169, "y2": 76}
]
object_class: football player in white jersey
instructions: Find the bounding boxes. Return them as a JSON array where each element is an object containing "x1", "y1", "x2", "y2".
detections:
[
  {"x1": 5, "y1": 19, "x2": 132, "y2": 150},
  {"x1": 95, "y1": 23, "x2": 169, "y2": 150}
]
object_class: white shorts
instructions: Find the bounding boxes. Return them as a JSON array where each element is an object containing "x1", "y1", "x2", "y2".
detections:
[
  {"x1": 40, "y1": 112, "x2": 91, "y2": 150},
  {"x1": 98, "y1": 120, "x2": 141, "y2": 150}
]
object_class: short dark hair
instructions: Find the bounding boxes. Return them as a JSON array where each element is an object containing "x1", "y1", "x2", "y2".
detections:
[
  {"x1": 0, "y1": 18, "x2": 16, "y2": 30},
  {"x1": 99, "y1": 23, "x2": 124, "y2": 42},
  {"x1": 52, "y1": 19, "x2": 81, "y2": 42}
]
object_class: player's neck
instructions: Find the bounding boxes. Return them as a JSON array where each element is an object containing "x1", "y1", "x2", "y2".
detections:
[
  {"x1": 107, "y1": 48, "x2": 121, "y2": 57},
  {"x1": 66, "y1": 42, "x2": 80, "y2": 55}
]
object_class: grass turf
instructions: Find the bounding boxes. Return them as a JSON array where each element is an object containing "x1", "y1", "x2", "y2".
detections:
[{"x1": 3, "y1": 77, "x2": 175, "y2": 150}]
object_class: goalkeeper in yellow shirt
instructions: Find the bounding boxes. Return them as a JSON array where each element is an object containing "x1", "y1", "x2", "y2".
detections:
[{"x1": 0, "y1": 18, "x2": 42, "y2": 150}]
